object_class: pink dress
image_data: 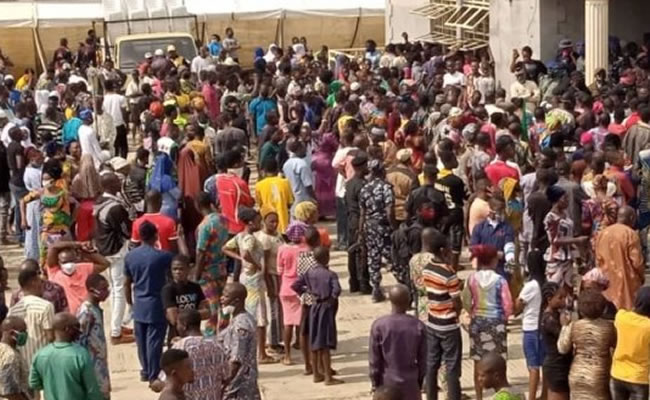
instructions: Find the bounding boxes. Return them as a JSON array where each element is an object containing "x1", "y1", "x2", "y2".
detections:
[{"x1": 277, "y1": 243, "x2": 308, "y2": 325}]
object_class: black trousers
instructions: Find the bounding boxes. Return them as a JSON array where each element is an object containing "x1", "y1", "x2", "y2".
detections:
[
  {"x1": 114, "y1": 124, "x2": 128, "y2": 158},
  {"x1": 611, "y1": 378, "x2": 650, "y2": 400},
  {"x1": 347, "y1": 215, "x2": 369, "y2": 292}
]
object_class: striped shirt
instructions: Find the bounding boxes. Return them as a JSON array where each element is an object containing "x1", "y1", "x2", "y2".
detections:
[
  {"x1": 422, "y1": 261, "x2": 461, "y2": 331},
  {"x1": 8, "y1": 295, "x2": 54, "y2": 369}
]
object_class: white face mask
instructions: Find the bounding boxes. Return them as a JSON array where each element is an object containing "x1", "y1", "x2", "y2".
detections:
[
  {"x1": 61, "y1": 262, "x2": 77, "y2": 276},
  {"x1": 222, "y1": 305, "x2": 236, "y2": 316},
  {"x1": 42, "y1": 179, "x2": 53, "y2": 188}
]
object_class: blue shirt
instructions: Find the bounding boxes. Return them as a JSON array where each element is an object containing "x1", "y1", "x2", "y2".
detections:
[
  {"x1": 282, "y1": 156, "x2": 314, "y2": 205},
  {"x1": 62, "y1": 117, "x2": 82, "y2": 145},
  {"x1": 248, "y1": 97, "x2": 277, "y2": 136},
  {"x1": 124, "y1": 245, "x2": 173, "y2": 323},
  {"x1": 470, "y1": 219, "x2": 515, "y2": 276},
  {"x1": 208, "y1": 42, "x2": 222, "y2": 57}
]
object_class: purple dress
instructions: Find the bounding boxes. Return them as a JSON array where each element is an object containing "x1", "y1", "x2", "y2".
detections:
[{"x1": 311, "y1": 133, "x2": 338, "y2": 217}]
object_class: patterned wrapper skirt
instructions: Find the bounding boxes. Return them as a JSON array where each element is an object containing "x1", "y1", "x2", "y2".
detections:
[{"x1": 469, "y1": 316, "x2": 507, "y2": 361}]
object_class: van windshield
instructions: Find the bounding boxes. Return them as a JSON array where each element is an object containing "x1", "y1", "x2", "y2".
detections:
[{"x1": 118, "y1": 36, "x2": 196, "y2": 72}]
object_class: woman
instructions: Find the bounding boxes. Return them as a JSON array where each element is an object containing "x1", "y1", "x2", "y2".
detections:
[
  {"x1": 20, "y1": 159, "x2": 73, "y2": 267},
  {"x1": 462, "y1": 244, "x2": 513, "y2": 400},
  {"x1": 70, "y1": 154, "x2": 102, "y2": 241},
  {"x1": 581, "y1": 267, "x2": 617, "y2": 320},
  {"x1": 294, "y1": 201, "x2": 331, "y2": 248},
  {"x1": 544, "y1": 185, "x2": 589, "y2": 290},
  {"x1": 541, "y1": 282, "x2": 572, "y2": 400},
  {"x1": 610, "y1": 287, "x2": 650, "y2": 400},
  {"x1": 177, "y1": 142, "x2": 202, "y2": 251},
  {"x1": 558, "y1": 289, "x2": 616, "y2": 400},
  {"x1": 311, "y1": 133, "x2": 338, "y2": 218},
  {"x1": 148, "y1": 152, "x2": 181, "y2": 220},
  {"x1": 276, "y1": 221, "x2": 309, "y2": 365},
  {"x1": 582, "y1": 174, "x2": 619, "y2": 237},
  {"x1": 23, "y1": 148, "x2": 43, "y2": 261}
]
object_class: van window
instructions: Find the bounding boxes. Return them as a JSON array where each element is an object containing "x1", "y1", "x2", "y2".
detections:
[{"x1": 118, "y1": 36, "x2": 196, "y2": 72}]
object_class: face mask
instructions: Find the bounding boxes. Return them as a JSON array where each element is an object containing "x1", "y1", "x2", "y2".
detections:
[
  {"x1": 61, "y1": 262, "x2": 77, "y2": 275},
  {"x1": 222, "y1": 305, "x2": 236, "y2": 316},
  {"x1": 13, "y1": 331, "x2": 27, "y2": 347},
  {"x1": 91, "y1": 288, "x2": 109, "y2": 299},
  {"x1": 42, "y1": 179, "x2": 53, "y2": 188}
]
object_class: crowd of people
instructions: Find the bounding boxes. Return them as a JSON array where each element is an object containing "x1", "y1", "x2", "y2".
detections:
[{"x1": 0, "y1": 23, "x2": 648, "y2": 400}]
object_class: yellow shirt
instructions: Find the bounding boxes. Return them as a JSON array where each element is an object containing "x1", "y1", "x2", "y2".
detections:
[
  {"x1": 611, "y1": 309, "x2": 650, "y2": 384},
  {"x1": 254, "y1": 175, "x2": 294, "y2": 234}
]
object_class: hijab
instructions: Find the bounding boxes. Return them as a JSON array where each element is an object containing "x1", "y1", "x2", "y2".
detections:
[{"x1": 148, "y1": 153, "x2": 176, "y2": 194}]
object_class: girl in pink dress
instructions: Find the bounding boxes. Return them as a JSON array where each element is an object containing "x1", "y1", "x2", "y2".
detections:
[{"x1": 277, "y1": 221, "x2": 309, "y2": 365}]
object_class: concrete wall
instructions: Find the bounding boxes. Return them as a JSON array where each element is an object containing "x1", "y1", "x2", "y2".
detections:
[
  {"x1": 539, "y1": 0, "x2": 584, "y2": 65},
  {"x1": 489, "y1": 0, "x2": 542, "y2": 91},
  {"x1": 385, "y1": 0, "x2": 431, "y2": 44},
  {"x1": 610, "y1": 0, "x2": 650, "y2": 44}
]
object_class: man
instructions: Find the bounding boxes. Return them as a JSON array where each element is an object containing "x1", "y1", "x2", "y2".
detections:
[
  {"x1": 485, "y1": 135, "x2": 520, "y2": 186},
  {"x1": 435, "y1": 151, "x2": 467, "y2": 270},
  {"x1": 556, "y1": 160, "x2": 588, "y2": 236},
  {"x1": 158, "y1": 349, "x2": 194, "y2": 400},
  {"x1": 167, "y1": 45, "x2": 188, "y2": 69},
  {"x1": 283, "y1": 139, "x2": 316, "y2": 216},
  {"x1": 332, "y1": 131, "x2": 360, "y2": 249},
  {"x1": 195, "y1": 192, "x2": 231, "y2": 336},
  {"x1": 29, "y1": 312, "x2": 102, "y2": 400},
  {"x1": 215, "y1": 112, "x2": 247, "y2": 156},
  {"x1": 8, "y1": 267, "x2": 54, "y2": 370},
  {"x1": 46, "y1": 240, "x2": 110, "y2": 314},
  {"x1": 258, "y1": 123, "x2": 282, "y2": 168},
  {"x1": 345, "y1": 153, "x2": 370, "y2": 294},
  {"x1": 158, "y1": 310, "x2": 227, "y2": 400},
  {"x1": 0, "y1": 130, "x2": 10, "y2": 245},
  {"x1": 0, "y1": 316, "x2": 30, "y2": 400},
  {"x1": 162, "y1": 256, "x2": 208, "y2": 343},
  {"x1": 218, "y1": 282, "x2": 260, "y2": 400},
  {"x1": 623, "y1": 106, "x2": 650, "y2": 169},
  {"x1": 369, "y1": 284, "x2": 426, "y2": 400},
  {"x1": 78, "y1": 109, "x2": 104, "y2": 169},
  {"x1": 255, "y1": 158, "x2": 293, "y2": 233},
  {"x1": 77, "y1": 274, "x2": 111, "y2": 400},
  {"x1": 248, "y1": 83, "x2": 277, "y2": 140},
  {"x1": 130, "y1": 190, "x2": 180, "y2": 252},
  {"x1": 596, "y1": 206, "x2": 644, "y2": 311},
  {"x1": 191, "y1": 46, "x2": 214, "y2": 81},
  {"x1": 10, "y1": 259, "x2": 68, "y2": 313},
  {"x1": 405, "y1": 164, "x2": 448, "y2": 230},
  {"x1": 125, "y1": 221, "x2": 174, "y2": 384},
  {"x1": 422, "y1": 231, "x2": 463, "y2": 400},
  {"x1": 6, "y1": 126, "x2": 27, "y2": 245},
  {"x1": 94, "y1": 172, "x2": 134, "y2": 345},
  {"x1": 216, "y1": 150, "x2": 254, "y2": 235},
  {"x1": 386, "y1": 148, "x2": 419, "y2": 225},
  {"x1": 470, "y1": 195, "x2": 516, "y2": 277},
  {"x1": 510, "y1": 65, "x2": 540, "y2": 113},
  {"x1": 102, "y1": 79, "x2": 128, "y2": 158},
  {"x1": 510, "y1": 46, "x2": 547, "y2": 84},
  {"x1": 222, "y1": 27, "x2": 241, "y2": 62}
]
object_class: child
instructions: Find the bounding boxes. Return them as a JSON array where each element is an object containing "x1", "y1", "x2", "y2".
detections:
[
  {"x1": 515, "y1": 251, "x2": 546, "y2": 400},
  {"x1": 222, "y1": 207, "x2": 274, "y2": 363},
  {"x1": 291, "y1": 246, "x2": 343, "y2": 385},
  {"x1": 296, "y1": 226, "x2": 321, "y2": 374},
  {"x1": 478, "y1": 352, "x2": 524, "y2": 399},
  {"x1": 254, "y1": 205, "x2": 285, "y2": 352},
  {"x1": 158, "y1": 349, "x2": 194, "y2": 400},
  {"x1": 162, "y1": 255, "x2": 208, "y2": 345}
]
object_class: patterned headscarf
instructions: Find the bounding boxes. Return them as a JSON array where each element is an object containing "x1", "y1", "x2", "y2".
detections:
[
  {"x1": 285, "y1": 220, "x2": 308, "y2": 243},
  {"x1": 582, "y1": 268, "x2": 609, "y2": 289},
  {"x1": 260, "y1": 204, "x2": 277, "y2": 220}
]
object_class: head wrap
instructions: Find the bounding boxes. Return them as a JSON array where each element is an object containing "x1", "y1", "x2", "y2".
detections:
[
  {"x1": 317, "y1": 133, "x2": 339, "y2": 155},
  {"x1": 79, "y1": 108, "x2": 93, "y2": 121},
  {"x1": 285, "y1": 220, "x2": 308, "y2": 243},
  {"x1": 260, "y1": 204, "x2": 277, "y2": 220},
  {"x1": 546, "y1": 185, "x2": 566, "y2": 204},
  {"x1": 71, "y1": 154, "x2": 102, "y2": 199},
  {"x1": 396, "y1": 148, "x2": 412, "y2": 163},
  {"x1": 149, "y1": 101, "x2": 163, "y2": 118},
  {"x1": 499, "y1": 177, "x2": 518, "y2": 201},
  {"x1": 469, "y1": 244, "x2": 498, "y2": 267},
  {"x1": 582, "y1": 268, "x2": 609, "y2": 289},
  {"x1": 294, "y1": 201, "x2": 318, "y2": 223},
  {"x1": 148, "y1": 153, "x2": 175, "y2": 194}
]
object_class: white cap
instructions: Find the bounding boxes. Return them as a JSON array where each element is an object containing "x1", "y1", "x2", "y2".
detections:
[
  {"x1": 223, "y1": 57, "x2": 238, "y2": 66},
  {"x1": 48, "y1": 91, "x2": 60, "y2": 99},
  {"x1": 0, "y1": 109, "x2": 7, "y2": 119},
  {"x1": 144, "y1": 52, "x2": 153, "y2": 59},
  {"x1": 3, "y1": 74, "x2": 14, "y2": 82},
  {"x1": 350, "y1": 82, "x2": 361, "y2": 92},
  {"x1": 167, "y1": 44, "x2": 176, "y2": 52},
  {"x1": 109, "y1": 157, "x2": 129, "y2": 171},
  {"x1": 154, "y1": 49, "x2": 164, "y2": 56}
]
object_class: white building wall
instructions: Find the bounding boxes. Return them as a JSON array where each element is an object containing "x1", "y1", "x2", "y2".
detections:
[{"x1": 384, "y1": 0, "x2": 431, "y2": 44}]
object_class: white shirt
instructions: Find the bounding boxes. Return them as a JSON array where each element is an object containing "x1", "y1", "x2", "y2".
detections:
[
  {"x1": 332, "y1": 146, "x2": 354, "y2": 198},
  {"x1": 519, "y1": 280, "x2": 542, "y2": 331},
  {"x1": 78, "y1": 123, "x2": 104, "y2": 169},
  {"x1": 1, "y1": 122, "x2": 32, "y2": 148},
  {"x1": 191, "y1": 56, "x2": 214, "y2": 77},
  {"x1": 102, "y1": 92, "x2": 126, "y2": 127},
  {"x1": 443, "y1": 71, "x2": 466, "y2": 88}
]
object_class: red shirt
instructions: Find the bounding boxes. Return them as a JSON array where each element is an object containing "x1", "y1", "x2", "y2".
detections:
[
  {"x1": 624, "y1": 112, "x2": 641, "y2": 130},
  {"x1": 48, "y1": 262, "x2": 94, "y2": 315},
  {"x1": 485, "y1": 160, "x2": 520, "y2": 186},
  {"x1": 131, "y1": 213, "x2": 178, "y2": 250},
  {"x1": 216, "y1": 173, "x2": 255, "y2": 234}
]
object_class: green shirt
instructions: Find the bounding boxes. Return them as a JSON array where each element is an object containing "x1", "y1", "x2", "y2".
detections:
[
  {"x1": 259, "y1": 141, "x2": 280, "y2": 168},
  {"x1": 29, "y1": 342, "x2": 103, "y2": 400},
  {"x1": 493, "y1": 388, "x2": 525, "y2": 400}
]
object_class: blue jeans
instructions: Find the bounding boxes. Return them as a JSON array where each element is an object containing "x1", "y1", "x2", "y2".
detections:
[
  {"x1": 134, "y1": 320, "x2": 167, "y2": 382},
  {"x1": 8, "y1": 183, "x2": 27, "y2": 242},
  {"x1": 335, "y1": 197, "x2": 348, "y2": 247}
]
